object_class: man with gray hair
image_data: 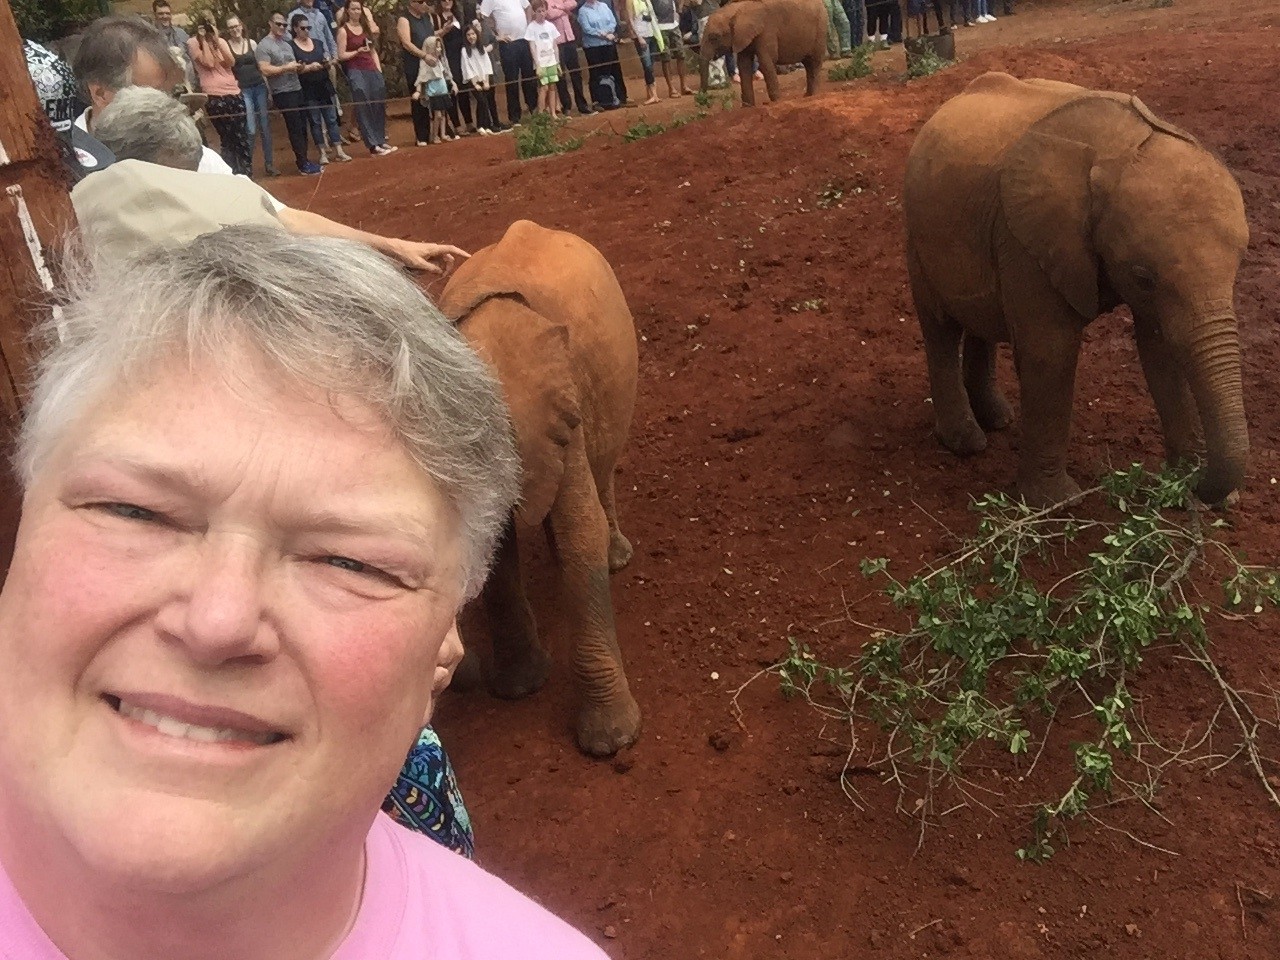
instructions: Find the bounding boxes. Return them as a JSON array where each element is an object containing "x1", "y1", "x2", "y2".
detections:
[
  {"x1": 72, "y1": 15, "x2": 467, "y2": 274},
  {"x1": 92, "y1": 86, "x2": 202, "y2": 171}
]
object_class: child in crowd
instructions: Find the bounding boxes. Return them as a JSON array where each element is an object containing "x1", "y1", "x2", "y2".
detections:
[
  {"x1": 524, "y1": 0, "x2": 562, "y2": 118},
  {"x1": 629, "y1": 0, "x2": 662, "y2": 105},
  {"x1": 461, "y1": 23, "x2": 501, "y2": 134},
  {"x1": 415, "y1": 35, "x2": 459, "y2": 143}
]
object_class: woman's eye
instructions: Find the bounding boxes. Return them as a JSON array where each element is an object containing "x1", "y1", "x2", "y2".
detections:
[
  {"x1": 99, "y1": 502, "x2": 160, "y2": 522},
  {"x1": 323, "y1": 555, "x2": 369, "y2": 574}
]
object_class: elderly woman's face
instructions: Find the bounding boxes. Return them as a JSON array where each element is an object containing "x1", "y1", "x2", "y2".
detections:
[{"x1": 0, "y1": 350, "x2": 463, "y2": 887}]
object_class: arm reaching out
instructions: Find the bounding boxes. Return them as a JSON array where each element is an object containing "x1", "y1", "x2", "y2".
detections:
[{"x1": 276, "y1": 207, "x2": 470, "y2": 274}]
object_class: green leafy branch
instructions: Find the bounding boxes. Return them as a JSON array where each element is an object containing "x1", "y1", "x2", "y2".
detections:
[{"x1": 737, "y1": 464, "x2": 1280, "y2": 859}]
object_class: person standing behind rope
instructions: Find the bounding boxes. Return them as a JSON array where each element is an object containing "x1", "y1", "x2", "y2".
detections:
[
  {"x1": 481, "y1": 0, "x2": 537, "y2": 126},
  {"x1": 398, "y1": 0, "x2": 437, "y2": 145},
  {"x1": 545, "y1": 0, "x2": 594, "y2": 116},
  {"x1": 338, "y1": 0, "x2": 398, "y2": 155},
  {"x1": 257, "y1": 14, "x2": 321, "y2": 175},
  {"x1": 577, "y1": 0, "x2": 625, "y2": 108},
  {"x1": 460, "y1": 23, "x2": 500, "y2": 133},
  {"x1": 187, "y1": 20, "x2": 252, "y2": 176},
  {"x1": 225, "y1": 17, "x2": 276, "y2": 177},
  {"x1": 431, "y1": 0, "x2": 473, "y2": 134},
  {"x1": 290, "y1": 13, "x2": 352, "y2": 163}
]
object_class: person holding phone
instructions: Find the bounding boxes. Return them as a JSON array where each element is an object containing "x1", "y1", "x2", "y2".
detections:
[
  {"x1": 187, "y1": 19, "x2": 253, "y2": 175},
  {"x1": 338, "y1": 0, "x2": 397, "y2": 154}
]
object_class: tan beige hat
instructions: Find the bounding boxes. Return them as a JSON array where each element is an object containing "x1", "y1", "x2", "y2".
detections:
[{"x1": 71, "y1": 159, "x2": 284, "y2": 262}]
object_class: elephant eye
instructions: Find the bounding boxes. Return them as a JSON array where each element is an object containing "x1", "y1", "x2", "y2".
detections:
[{"x1": 1131, "y1": 265, "x2": 1158, "y2": 289}]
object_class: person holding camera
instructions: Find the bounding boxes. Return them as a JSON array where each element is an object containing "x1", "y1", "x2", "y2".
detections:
[
  {"x1": 338, "y1": 0, "x2": 397, "y2": 155},
  {"x1": 187, "y1": 19, "x2": 253, "y2": 175}
]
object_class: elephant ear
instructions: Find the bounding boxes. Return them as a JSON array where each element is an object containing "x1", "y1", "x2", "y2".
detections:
[
  {"x1": 458, "y1": 297, "x2": 580, "y2": 527},
  {"x1": 728, "y1": 5, "x2": 762, "y2": 52},
  {"x1": 999, "y1": 97, "x2": 1155, "y2": 320},
  {"x1": 1128, "y1": 94, "x2": 1198, "y2": 146}
]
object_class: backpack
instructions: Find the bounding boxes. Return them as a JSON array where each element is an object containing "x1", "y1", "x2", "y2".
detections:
[{"x1": 596, "y1": 74, "x2": 621, "y2": 108}]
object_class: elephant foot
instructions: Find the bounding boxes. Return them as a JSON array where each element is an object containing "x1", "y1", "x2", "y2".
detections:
[
  {"x1": 576, "y1": 692, "x2": 642, "y2": 757},
  {"x1": 608, "y1": 530, "x2": 633, "y2": 572},
  {"x1": 971, "y1": 391, "x2": 1015, "y2": 432},
  {"x1": 935, "y1": 417, "x2": 987, "y2": 457},
  {"x1": 490, "y1": 644, "x2": 552, "y2": 700},
  {"x1": 1016, "y1": 471, "x2": 1082, "y2": 509}
]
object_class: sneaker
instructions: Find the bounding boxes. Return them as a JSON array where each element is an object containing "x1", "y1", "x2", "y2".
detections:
[
  {"x1": 318, "y1": 148, "x2": 330, "y2": 165},
  {"x1": 335, "y1": 146, "x2": 353, "y2": 161},
  {"x1": 416, "y1": 140, "x2": 431, "y2": 146},
  {"x1": 299, "y1": 161, "x2": 322, "y2": 175},
  {"x1": 578, "y1": 105, "x2": 596, "y2": 116},
  {"x1": 986, "y1": 12, "x2": 997, "y2": 19},
  {"x1": 265, "y1": 166, "x2": 280, "y2": 177}
]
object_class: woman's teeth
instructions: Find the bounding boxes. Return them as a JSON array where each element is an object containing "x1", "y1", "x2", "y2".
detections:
[{"x1": 116, "y1": 699, "x2": 276, "y2": 746}]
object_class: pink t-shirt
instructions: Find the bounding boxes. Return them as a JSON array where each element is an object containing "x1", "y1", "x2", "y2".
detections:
[{"x1": 0, "y1": 814, "x2": 610, "y2": 959}]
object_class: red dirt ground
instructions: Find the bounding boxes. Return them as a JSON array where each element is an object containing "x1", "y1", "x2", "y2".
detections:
[{"x1": 272, "y1": 2, "x2": 1280, "y2": 955}]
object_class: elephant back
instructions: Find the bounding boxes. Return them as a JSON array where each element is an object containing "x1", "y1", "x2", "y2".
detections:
[{"x1": 440, "y1": 220, "x2": 638, "y2": 527}]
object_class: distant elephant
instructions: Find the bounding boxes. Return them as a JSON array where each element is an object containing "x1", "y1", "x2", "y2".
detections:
[
  {"x1": 903, "y1": 72, "x2": 1250, "y2": 507},
  {"x1": 700, "y1": 0, "x2": 827, "y2": 106},
  {"x1": 439, "y1": 220, "x2": 641, "y2": 758}
]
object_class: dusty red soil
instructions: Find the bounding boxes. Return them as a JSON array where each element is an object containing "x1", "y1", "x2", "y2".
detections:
[{"x1": 272, "y1": 1, "x2": 1280, "y2": 956}]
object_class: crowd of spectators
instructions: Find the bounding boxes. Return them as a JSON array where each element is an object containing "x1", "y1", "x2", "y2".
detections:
[{"x1": 36, "y1": 0, "x2": 1015, "y2": 180}]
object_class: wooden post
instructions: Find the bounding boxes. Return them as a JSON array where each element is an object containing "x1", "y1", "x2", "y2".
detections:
[{"x1": 0, "y1": 0, "x2": 77, "y2": 567}]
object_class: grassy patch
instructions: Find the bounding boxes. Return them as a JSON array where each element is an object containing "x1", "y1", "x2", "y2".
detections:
[
  {"x1": 514, "y1": 112, "x2": 585, "y2": 159},
  {"x1": 624, "y1": 117, "x2": 668, "y2": 142},
  {"x1": 828, "y1": 44, "x2": 876, "y2": 82},
  {"x1": 906, "y1": 44, "x2": 951, "y2": 79}
]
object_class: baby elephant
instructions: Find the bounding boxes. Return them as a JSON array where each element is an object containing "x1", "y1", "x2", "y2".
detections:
[
  {"x1": 700, "y1": 0, "x2": 827, "y2": 105},
  {"x1": 440, "y1": 220, "x2": 641, "y2": 758},
  {"x1": 904, "y1": 73, "x2": 1249, "y2": 507}
]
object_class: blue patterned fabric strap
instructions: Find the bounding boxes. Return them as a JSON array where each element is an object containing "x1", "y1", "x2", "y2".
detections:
[{"x1": 381, "y1": 725, "x2": 475, "y2": 859}]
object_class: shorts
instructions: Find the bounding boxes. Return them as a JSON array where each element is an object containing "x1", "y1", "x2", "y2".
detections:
[
  {"x1": 658, "y1": 27, "x2": 684, "y2": 61},
  {"x1": 538, "y1": 64, "x2": 560, "y2": 85},
  {"x1": 428, "y1": 93, "x2": 451, "y2": 112}
]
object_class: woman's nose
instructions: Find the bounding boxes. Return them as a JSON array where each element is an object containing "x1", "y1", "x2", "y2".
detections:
[{"x1": 156, "y1": 534, "x2": 280, "y2": 666}]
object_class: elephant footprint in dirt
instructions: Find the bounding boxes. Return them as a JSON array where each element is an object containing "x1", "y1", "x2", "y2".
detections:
[{"x1": 441, "y1": 220, "x2": 641, "y2": 758}]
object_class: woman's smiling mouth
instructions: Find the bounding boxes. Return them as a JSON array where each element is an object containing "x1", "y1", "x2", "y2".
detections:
[{"x1": 103, "y1": 694, "x2": 287, "y2": 746}]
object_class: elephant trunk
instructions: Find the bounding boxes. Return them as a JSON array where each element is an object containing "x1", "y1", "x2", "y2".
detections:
[{"x1": 1182, "y1": 310, "x2": 1249, "y2": 505}]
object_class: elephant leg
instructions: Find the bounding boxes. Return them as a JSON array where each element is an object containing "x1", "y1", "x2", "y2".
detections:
[
  {"x1": 736, "y1": 51, "x2": 756, "y2": 105},
  {"x1": 803, "y1": 56, "x2": 822, "y2": 95},
  {"x1": 600, "y1": 471, "x2": 633, "y2": 572},
  {"x1": 1133, "y1": 311, "x2": 1203, "y2": 466},
  {"x1": 962, "y1": 333, "x2": 1014, "y2": 431},
  {"x1": 552, "y1": 435, "x2": 640, "y2": 757},
  {"x1": 483, "y1": 519, "x2": 551, "y2": 700},
  {"x1": 908, "y1": 246, "x2": 985, "y2": 455},
  {"x1": 1010, "y1": 318, "x2": 1085, "y2": 507},
  {"x1": 759, "y1": 56, "x2": 781, "y2": 101}
]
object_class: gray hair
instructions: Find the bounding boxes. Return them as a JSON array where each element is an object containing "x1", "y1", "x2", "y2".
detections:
[
  {"x1": 21, "y1": 226, "x2": 520, "y2": 600},
  {"x1": 93, "y1": 86, "x2": 202, "y2": 170},
  {"x1": 72, "y1": 15, "x2": 177, "y2": 101}
]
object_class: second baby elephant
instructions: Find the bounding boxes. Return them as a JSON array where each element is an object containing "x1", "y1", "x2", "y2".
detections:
[
  {"x1": 904, "y1": 72, "x2": 1250, "y2": 507},
  {"x1": 700, "y1": 0, "x2": 827, "y2": 106},
  {"x1": 439, "y1": 220, "x2": 640, "y2": 758}
]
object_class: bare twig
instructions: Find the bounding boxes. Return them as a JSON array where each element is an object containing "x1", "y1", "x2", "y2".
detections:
[{"x1": 909, "y1": 918, "x2": 942, "y2": 938}]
